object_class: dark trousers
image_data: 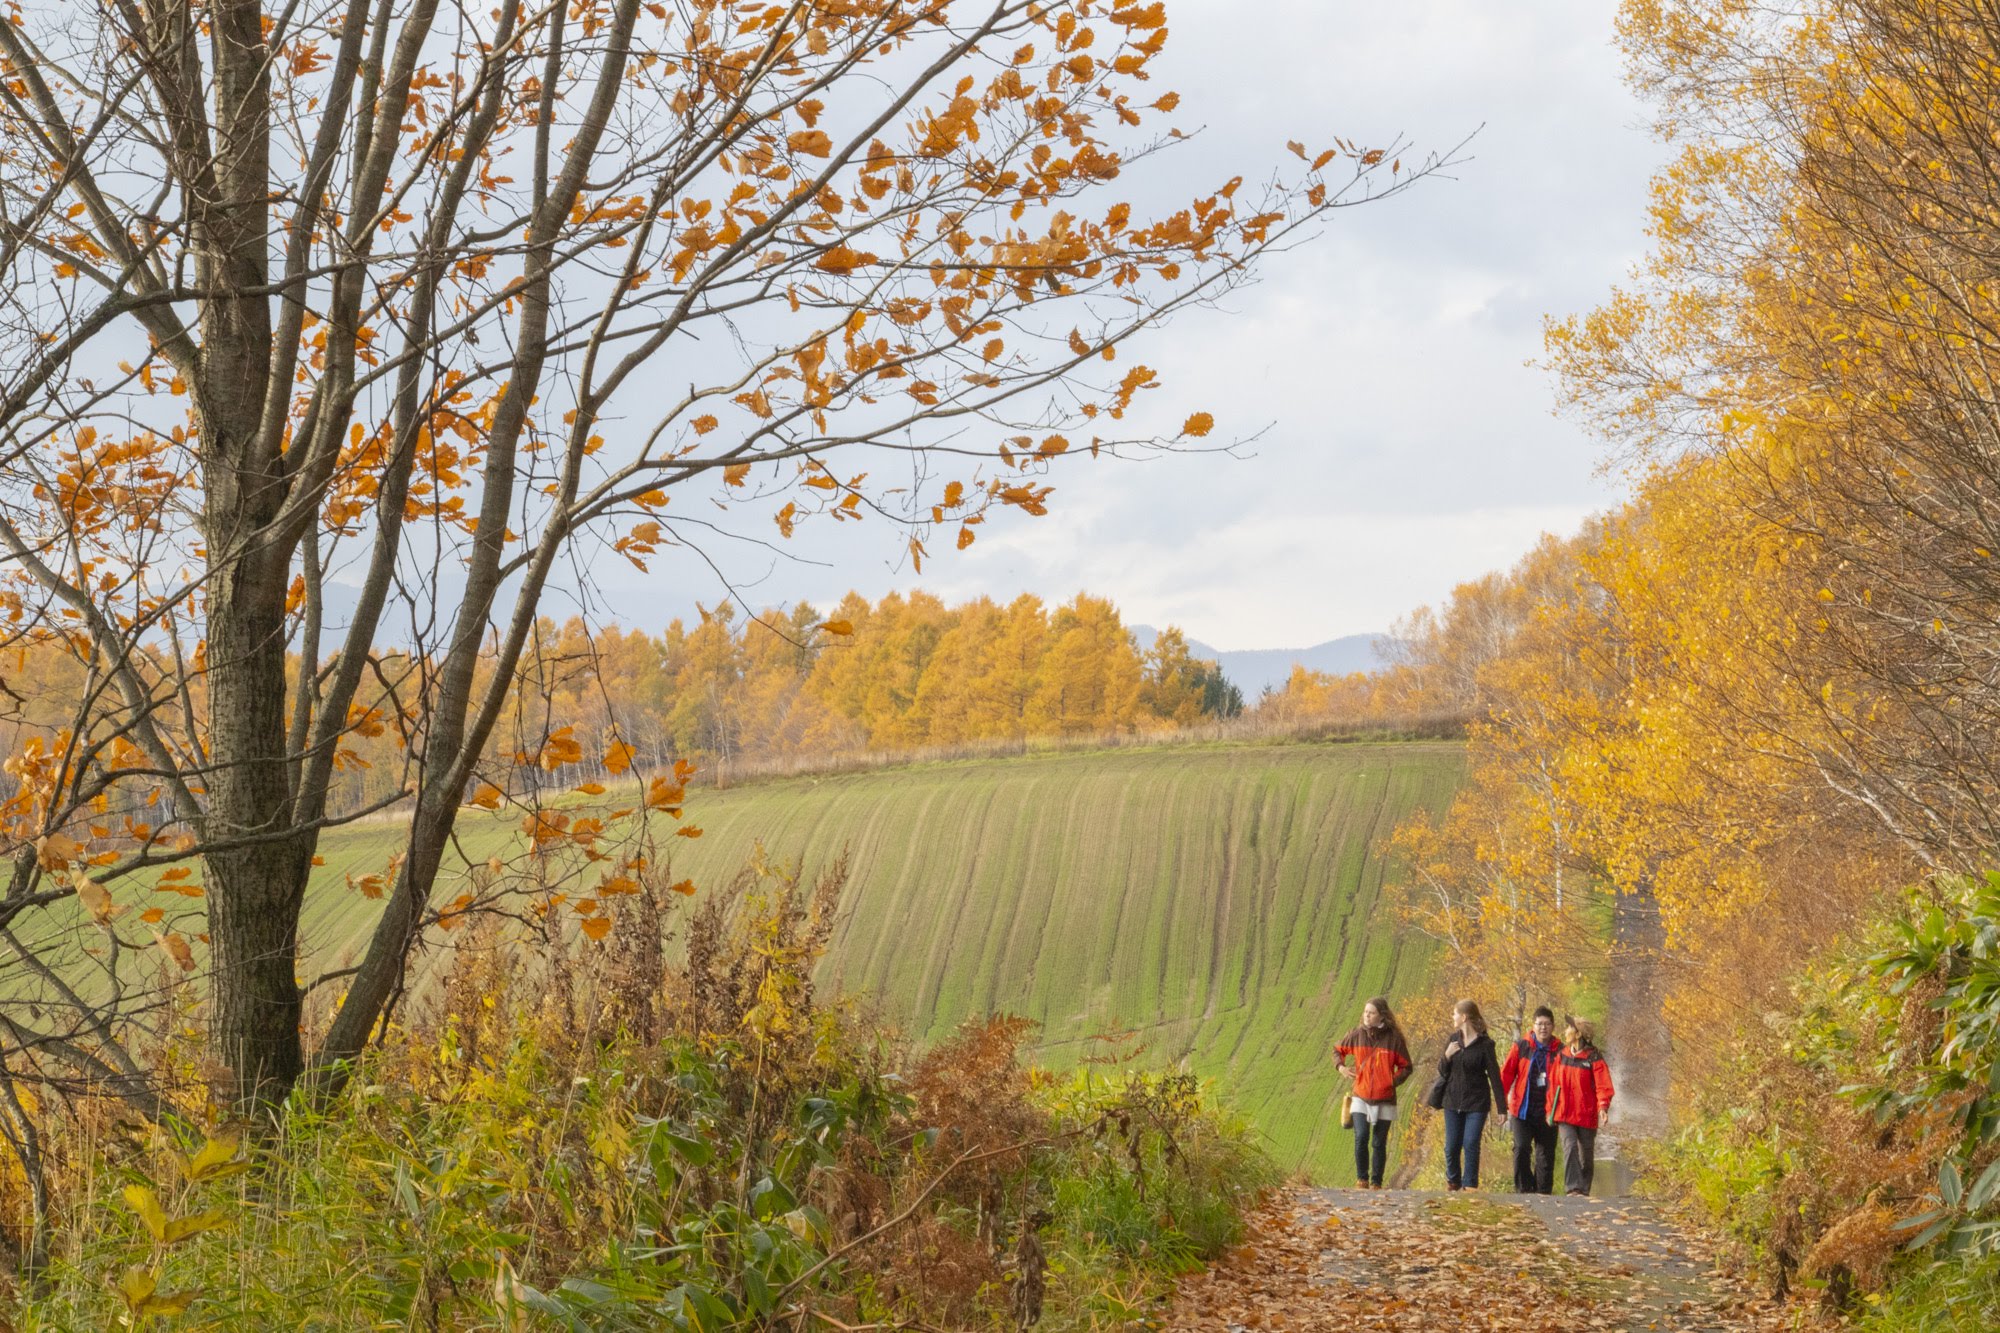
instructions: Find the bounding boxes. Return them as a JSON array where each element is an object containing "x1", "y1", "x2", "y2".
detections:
[
  {"x1": 1442, "y1": 1109, "x2": 1488, "y2": 1188},
  {"x1": 1350, "y1": 1113, "x2": 1390, "y2": 1186},
  {"x1": 1512, "y1": 1115, "x2": 1556, "y2": 1194},
  {"x1": 1559, "y1": 1124, "x2": 1598, "y2": 1197}
]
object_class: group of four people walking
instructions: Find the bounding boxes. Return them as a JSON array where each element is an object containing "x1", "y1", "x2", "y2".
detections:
[{"x1": 1332, "y1": 996, "x2": 1615, "y2": 1194}]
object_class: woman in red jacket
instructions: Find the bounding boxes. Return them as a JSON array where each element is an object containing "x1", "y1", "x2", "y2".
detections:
[
  {"x1": 1333, "y1": 996, "x2": 1413, "y2": 1189},
  {"x1": 1548, "y1": 1017, "x2": 1615, "y2": 1196}
]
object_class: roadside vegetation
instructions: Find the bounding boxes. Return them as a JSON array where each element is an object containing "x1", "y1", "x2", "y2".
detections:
[{"x1": 4, "y1": 855, "x2": 1278, "y2": 1329}]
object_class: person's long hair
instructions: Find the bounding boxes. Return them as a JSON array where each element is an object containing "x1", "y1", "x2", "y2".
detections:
[
  {"x1": 1363, "y1": 996, "x2": 1402, "y2": 1038},
  {"x1": 1454, "y1": 998, "x2": 1488, "y2": 1037}
]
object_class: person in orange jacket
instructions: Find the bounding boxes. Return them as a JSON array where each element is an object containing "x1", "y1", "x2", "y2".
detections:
[
  {"x1": 1548, "y1": 1016, "x2": 1615, "y2": 1196},
  {"x1": 1500, "y1": 1006, "x2": 1562, "y2": 1193},
  {"x1": 1333, "y1": 996, "x2": 1413, "y2": 1189}
]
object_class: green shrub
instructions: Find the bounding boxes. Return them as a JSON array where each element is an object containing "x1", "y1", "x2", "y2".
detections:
[{"x1": 1856, "y1": 1250, "x2": 2000, "y2": 1331}]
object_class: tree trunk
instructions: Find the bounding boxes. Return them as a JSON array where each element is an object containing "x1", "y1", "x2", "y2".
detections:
[
  {"x1": 203, "y1": 572, "x2": 308, "y2": 1106},
  {"x1": 197, "y1": 0, "x2": 299, "y2": 1111}
]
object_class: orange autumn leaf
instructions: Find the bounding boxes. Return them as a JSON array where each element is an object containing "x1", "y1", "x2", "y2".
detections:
[
  {"x1": 159, "y1": 932, "x2": 195, "y2": 973},
  {"x1": 579, "y1": 915, "x2": 613, "y2": 941},
  {"x1": 814, "y1": 246, "x2": 869, "y2": 275},
  {"x1": 787, "y1": 129, "x2": 832, "y2": 157},
  {"x1": 437, "y1": 893, "x2": 474, "y2": 931},
  {"x1": 538, "y1": 726, "x2": 583, "y2": 770},
  {"x1": 1182, "y1": 411, "x2": 1214, "y2": 438}
]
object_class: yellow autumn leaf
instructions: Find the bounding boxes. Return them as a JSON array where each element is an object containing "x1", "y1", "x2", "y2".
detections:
[
  {"x1": 118, "y1": 1266, "x2": 157, "y2": 1310},
  {"x1": 36, "y1": 831, "x2": 84, "y2": 870},
  {"x1": 137, "y1": 1290, "x2": 197, "y2": 1317},
  {"x1": 187, "y1": 1135, "x2": 244, "y2": 1182},
  {"x1": 164, "y1": 1208, "x2": 229, "y2": 1244},
  {"x1": 73, "y1": 869, "x2": 122, "y2": 924},
  {"x1": 123, "y1": 1184, "x2": 169, "y2": 1241}
]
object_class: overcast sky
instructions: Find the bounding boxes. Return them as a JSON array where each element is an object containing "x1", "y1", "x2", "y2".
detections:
[{"x1": 582, "y1": 2, "x2": 1667, "y2": 650}]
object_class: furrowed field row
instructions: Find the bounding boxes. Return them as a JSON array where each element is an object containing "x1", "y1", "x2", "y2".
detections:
[{"x1": 90, "y1": 740, "x2": 1465, "y2": 1181}]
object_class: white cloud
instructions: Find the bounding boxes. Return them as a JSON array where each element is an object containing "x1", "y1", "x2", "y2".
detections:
[{"x1": 588, "y1": 0, "x2": 1663, "y2": 647}]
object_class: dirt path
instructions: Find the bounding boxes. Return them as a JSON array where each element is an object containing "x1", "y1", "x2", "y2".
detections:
[
  {"x1": 1598, "y1": 888, "x2": 1671, "y2": 1192},
  {"x1": 1162, "y1": 1187, "x2": 1821, "y2": 1332}
]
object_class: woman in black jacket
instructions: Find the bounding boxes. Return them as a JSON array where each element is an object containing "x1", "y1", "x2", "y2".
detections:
[{"x1": 1436, "y1": 999, "x2": 1507, "y2": 1191}]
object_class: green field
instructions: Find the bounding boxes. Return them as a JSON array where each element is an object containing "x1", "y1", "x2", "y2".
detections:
[
  {"x1": 141, "y1": 739, "x2": 1466, "y2": 1181},
  {"x1": 781, "y1": 739, "x2": 1465, "y2": 1180}
]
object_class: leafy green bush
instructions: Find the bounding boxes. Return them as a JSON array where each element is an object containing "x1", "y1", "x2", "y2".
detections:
[
  {"x1": 1651, "y1": 872, "x2": 2000, "y2": 1316},
  {"x1": 1853, "y1": 1248, "x2": 2000, "y2": 1331},
  {"x1": 1037, "y1": 1069, "x2": 1276, "y2": 1273},
  {"x1": 1653, "y1": 1109, "x2": 1796, "y2": 1269},
  {"x1": 1844, "y1": 872, "x2": 2000, "y2": 1255}
]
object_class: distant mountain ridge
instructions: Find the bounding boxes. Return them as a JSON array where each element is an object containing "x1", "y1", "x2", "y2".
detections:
[{"x1": 1128, "y1": 624, "x2": 1389, "y2": 698}]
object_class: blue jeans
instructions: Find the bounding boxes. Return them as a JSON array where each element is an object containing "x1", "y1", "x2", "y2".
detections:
[
  {"x1": 1443, "y1": 1109, "x2": 1487, "y2": 1188},
  {"x1": 1350, "y1": 1112, "x2": 1390, "y2": 1186}
]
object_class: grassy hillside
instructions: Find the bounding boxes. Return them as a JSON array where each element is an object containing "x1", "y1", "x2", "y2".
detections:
[
  {"x1": 135, "y1": 739, "x2": 1463, "y2": 1181},
  {"x1": 729, "y1": 739, "x2": 1465, "y2": 1181}
]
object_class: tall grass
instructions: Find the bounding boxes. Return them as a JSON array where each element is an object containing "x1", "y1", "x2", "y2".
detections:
[{"x1": 3, "y1": 853, "x2": 1277, "y2": 1330}]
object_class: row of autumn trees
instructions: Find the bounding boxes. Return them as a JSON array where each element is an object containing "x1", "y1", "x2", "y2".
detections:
[
  {"x1": 510, "y1": 592, "x2": 1244, "y2": 772},
  {"x1": 341, "y1": 593, "x2": 1249, "y2": 809},
  {"x1": 0, "y1": 591, "x2": 1243, "y2": 819}
]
